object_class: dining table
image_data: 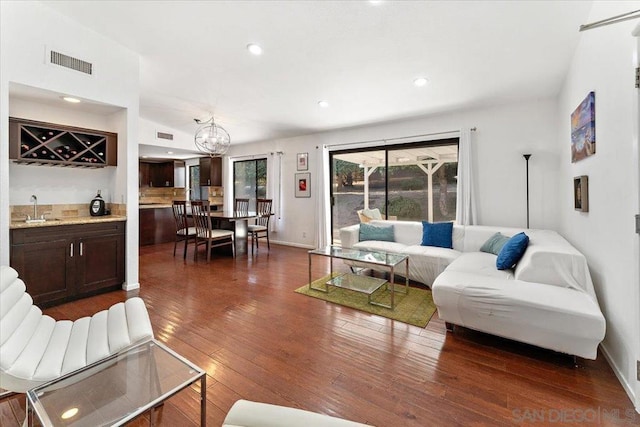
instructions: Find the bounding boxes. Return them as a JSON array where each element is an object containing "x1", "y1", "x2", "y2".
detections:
[{"x1": 208, "y1": 209, "x2": 258, "y2": 255}]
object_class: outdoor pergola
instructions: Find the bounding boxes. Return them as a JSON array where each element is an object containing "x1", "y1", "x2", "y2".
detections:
[{"x1": 334, "y1": 145, "x2": 458, "y2": 222}]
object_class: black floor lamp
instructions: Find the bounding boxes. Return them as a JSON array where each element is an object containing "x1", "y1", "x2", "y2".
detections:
[{"x1": 523, "y1": 154, "x2": 531, "y2": 228}]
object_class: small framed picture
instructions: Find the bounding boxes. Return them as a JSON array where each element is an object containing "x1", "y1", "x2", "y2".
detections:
[
  {"x1": 574, "y1": 175, "x2": 589, "y2": 212},
  {"x1": 297, "y1": 152, "x2": 308, "y2": 171},
  {"x1": 295, "y1": 173, "x2": 311, "y2": 198}
]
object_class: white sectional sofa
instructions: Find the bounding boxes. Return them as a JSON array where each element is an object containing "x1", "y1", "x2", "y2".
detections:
[{"x1": 339, "y1": 221, "x2": 606, "y2": 359}]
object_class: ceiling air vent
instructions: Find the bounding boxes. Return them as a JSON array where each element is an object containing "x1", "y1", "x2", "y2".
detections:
[
  {"x1": 156, "y1": 131, "x2": 174, "y2": 141},
  {"x1": 49, "y1": 50, "x2": 93, "y2": 75}
]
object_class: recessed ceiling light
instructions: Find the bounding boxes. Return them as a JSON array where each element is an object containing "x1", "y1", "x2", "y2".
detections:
[
  {"x1": 413, "y1": 77, "x2": 429, "y2": 87},
  {"x1": 62, "y1": 96, "x2": 81, "y2": 103},
  {"x1": 167, "y1": 151, "x2": 174, "y2": 154},
  {"x1": 318, "y1": 100, "x2": 329, "y2": 108},
  {"x1": 247, "y1": 43, "x2": 263, "y2": 55}
]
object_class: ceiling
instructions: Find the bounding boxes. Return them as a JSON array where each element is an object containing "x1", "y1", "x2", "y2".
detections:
[{"x1": 37, "y1": 1, "x2": 593, "y2": 153}]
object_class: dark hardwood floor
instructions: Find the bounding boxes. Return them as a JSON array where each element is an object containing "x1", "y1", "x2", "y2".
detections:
[{"x1": 1, "y1": 242, "x2": 636, "y2": 426}]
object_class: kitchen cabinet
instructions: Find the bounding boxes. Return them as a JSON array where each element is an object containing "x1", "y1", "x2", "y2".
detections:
[
  {"x1": 139, "y1": 162, "x2": 150, "y2": 187},
  {"x1": 139, "y1": 160, "x2": 185, "y2": 187},
  {"x1": 9, "y1": 117, "x2": 117, "y2": 167},
  {"x1": 10, "y1": 221, "x2": 125, "y2": 307},
  {"x1": 199, "y1": 156, "x2": 222, "y2": 186},
  {"x1": 150, "y1": 162, "x2": 174, "y2": 187},
  {"x1": 139, "y1": 206, "x2": 175, "y2": 246}
]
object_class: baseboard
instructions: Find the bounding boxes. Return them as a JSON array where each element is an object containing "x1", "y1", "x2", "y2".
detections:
[
  {"x1": 122, "y1": 281, "x2": 140, "y2": 291},
  {"x1": 600, "y1": 342, "x2": 638, "y2": 413},
  {"x1": 268, "y1": 239, "x2": 315, "y2": 249}
]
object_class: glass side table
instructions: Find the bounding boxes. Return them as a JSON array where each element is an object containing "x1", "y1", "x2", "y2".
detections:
[{"x1": 26, "y1": 339, "x2": 206, "y2": 426}]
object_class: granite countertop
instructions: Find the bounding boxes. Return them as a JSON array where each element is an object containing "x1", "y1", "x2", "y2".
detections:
[
  {"x1": 10, "y1": 215, "x2": 127, "y2": 229},
  {"x1": 139, "y1": 203, "x2": 172, "y2": 209}
]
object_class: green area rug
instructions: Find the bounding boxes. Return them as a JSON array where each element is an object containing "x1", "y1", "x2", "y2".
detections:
[{"x1": 295, "y1": 275, "x2": 436, "y2": 327}]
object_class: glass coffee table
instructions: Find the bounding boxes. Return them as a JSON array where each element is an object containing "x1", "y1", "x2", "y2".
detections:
[
  {"x1": 26, "y1": 339, "x2": 206, "y2": 426},
  {"x1": 308, "y1": 245, "x2": 409, "y2": 310}
]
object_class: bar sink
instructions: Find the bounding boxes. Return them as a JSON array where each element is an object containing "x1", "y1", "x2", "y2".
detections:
[{"x1": 25, "y1": 219, "x2": 46, "y2": 224}]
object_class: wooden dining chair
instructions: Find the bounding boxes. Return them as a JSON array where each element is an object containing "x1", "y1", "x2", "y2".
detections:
[
  {"x1": 235, "y1": 198, "x2": 250, "y2": 214},
  {"x1": 172, "y1": 200, "x2": 197, "y2": 259},
  {"x1": 248, "y1": 198, "x2": 273, "y2": 254},
  {"x1": 191, "y1": 200, "x2": 235, "y2": 262}
]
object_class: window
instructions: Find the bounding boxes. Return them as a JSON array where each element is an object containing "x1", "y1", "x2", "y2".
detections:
[
  {"x1": 330, "y1": 139, "x2": 458, "y2": 242},
  {"x1": 189, "y1": 165, "x2": 201, "y2": 200},
  {"x1": 233, "y1": 159, "x2": 267, "y2": 210}
]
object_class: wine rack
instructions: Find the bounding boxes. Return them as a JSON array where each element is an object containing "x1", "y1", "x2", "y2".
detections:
[{"x1": 10, "y1": 117, "x2": 117, "y2": 167}]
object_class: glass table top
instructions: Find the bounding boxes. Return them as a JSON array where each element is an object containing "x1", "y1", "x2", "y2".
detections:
[
  {"x1": 27, "y1": 339, "x2": 204, "y2": 427},
  {"x1": 309, "y1": 245, "x2": 407, "y2": 267}
]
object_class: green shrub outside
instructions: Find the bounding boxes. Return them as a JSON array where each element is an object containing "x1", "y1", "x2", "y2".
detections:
[{"x1": 383, "y1": 196, "x2": 422, "y2": 219}]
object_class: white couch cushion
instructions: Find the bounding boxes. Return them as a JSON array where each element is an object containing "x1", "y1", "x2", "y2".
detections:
[
  {"x1": 432, "y1": 271, "x2": 606, "y2": 359},
  {"x1": 353, "y1": 240, "x2": 407, "y2": 254},
  {"x1": 403, "y1": 245, "x2": 461, "y2": 287},
  {"x1": 444, "y1": 252, "x2": 514, "y2": 280},
  {"x1": 515, "y1": 229, "x2": 595, "y2": 295},
  {"x1": 368, "y1": 220, "x2": 422, "y2": 246}
]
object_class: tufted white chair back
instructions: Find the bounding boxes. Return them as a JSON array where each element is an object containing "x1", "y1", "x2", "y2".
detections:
[{"x1": 0, "y1": 265, "x2": 154, "y2": 393}]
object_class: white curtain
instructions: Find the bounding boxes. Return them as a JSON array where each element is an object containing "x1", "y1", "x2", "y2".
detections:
[
  {"x1": 315, "y1": 145, "x2": 331, "y2": 247},
  {"x1": 267, "y1": 152, "x2": 282, "y2": 233},
  {"x1": 456, "y1": 128, "x2": 477, "y2": 225}
]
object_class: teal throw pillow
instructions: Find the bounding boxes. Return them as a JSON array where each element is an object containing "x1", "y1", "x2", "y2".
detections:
[
  {"x1": 421, "y1": 221, "x2": 453, "y2": 249},
  {"x1": 480, "y1": 232, "x2": 510, "y2": 255},
  {"x1": 496, "y1": 232, "x2": 529, "y2": 270},
  {"x1": 359, "y1": 223, "x2": 395, "y2": 242}
]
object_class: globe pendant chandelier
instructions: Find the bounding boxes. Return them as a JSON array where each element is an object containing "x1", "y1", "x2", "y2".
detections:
[{"x1": 194, "y1": 116, "x2": 231, "y2": 157}]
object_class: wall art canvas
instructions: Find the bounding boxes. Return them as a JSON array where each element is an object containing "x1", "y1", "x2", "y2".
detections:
[
  {"x1": 571, "y1": 91, "x2": 595, "y2": 163},
  {"x1": 297, "y1": 152, "x2": 308, "y2": 171},
  {"x1": 574, "y1": 175, "x2": 589, "y2": 212},
  {"x1": 295, "y1": 173, "x2": 311, "y2": 198}
]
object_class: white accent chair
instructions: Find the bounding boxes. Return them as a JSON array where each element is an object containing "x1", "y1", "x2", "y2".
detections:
[
  {"x1": 0, "y1": 265, "x2": 154, "y2": 393},
  {"x1": 223, "y1": 399, "x2": 371, "y2": 427}
]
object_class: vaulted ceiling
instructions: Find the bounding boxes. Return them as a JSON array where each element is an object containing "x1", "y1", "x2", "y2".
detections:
[{"x1": 42, "y1": 0, "x2": 593, "y2": 146}]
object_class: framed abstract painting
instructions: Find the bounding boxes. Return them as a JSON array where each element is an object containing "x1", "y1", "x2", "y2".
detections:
[{"x1": 571, "y1": 92, "x2": 595, "y2": 163}]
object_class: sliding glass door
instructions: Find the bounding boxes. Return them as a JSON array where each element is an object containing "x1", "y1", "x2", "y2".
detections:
[
  {"x1": 330, "y1": 139, "x2": 458, "y2": 243},
  {"x1": 233, "y1": 159, "x2": 267, "y2": 211}
]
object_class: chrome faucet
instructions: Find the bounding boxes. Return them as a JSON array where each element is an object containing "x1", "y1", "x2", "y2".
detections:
[{"x1": 30, "y1": 195, "x2": 38, "y2": 220}]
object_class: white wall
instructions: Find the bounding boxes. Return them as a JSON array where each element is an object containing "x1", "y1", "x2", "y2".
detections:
[
  {"x1": 557, "y1": 1, "x2": 640, "y2": 410},
  {"x1": 139, "y1": 117, "x2": 194, "y2": 150},
  {"x1": 0, "y1": 1, "x2": 140, "y2": 288},
  {"x1": 227, "y1": 97, "x2": 559, "y2": 247}
]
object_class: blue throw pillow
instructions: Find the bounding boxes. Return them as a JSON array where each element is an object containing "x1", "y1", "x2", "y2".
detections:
[
  {"x1": 421, "y1": 221, "x2": 453, "y2": 249},
  {"x1": 496, "y1": 232, "x2": 530, "y2": 270},
  {"x1": 480, "y1": 232, "x2": 510, "y2": 255},
  {"x1": 359, "y1": 223, "x2": 395, "y2": 242}
]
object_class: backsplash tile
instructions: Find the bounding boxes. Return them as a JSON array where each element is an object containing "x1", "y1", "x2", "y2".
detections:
[
  {"x1": 139, "y1": 187, "x2": 187, "y2": 205},
  {"x1": 11, "y1": 203, "x2": 127, "y2": 221}
]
